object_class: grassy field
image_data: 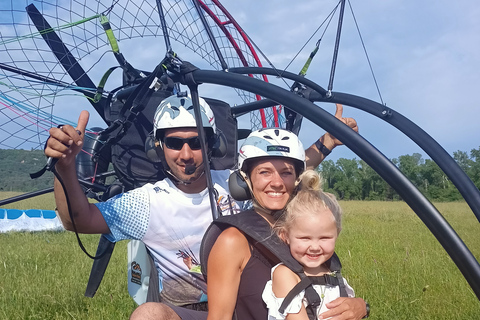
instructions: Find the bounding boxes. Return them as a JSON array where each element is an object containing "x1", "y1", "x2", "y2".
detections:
[{"x1": 1, "y1": 192, "x2": 479, "y2": 319}]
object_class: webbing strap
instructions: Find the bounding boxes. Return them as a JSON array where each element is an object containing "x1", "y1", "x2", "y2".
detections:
[
  {"x1": 309, "y1": 274, "x2": 341, "y2": 286},
  {"x1": 119, "y1": 63, "x2": 164, "y2": 117},
  {"x1": 100, "y1": 14, "x2": 142, "y2": 82},
  {"x1": 100, "y1": 15, "x2": 119, "y2": 53},
  {"x1": 278, "y1": 277, "x2": 318, "y2": 314},
  {"x1": 94, "y1": 66, "x2": 120, "y2": 103},
  {"x1": 335, "y1": 270, "x2": 348, "y2": 298},
  {"x1": 278, "y1": 273, "x2": 346, "y2": 317}
]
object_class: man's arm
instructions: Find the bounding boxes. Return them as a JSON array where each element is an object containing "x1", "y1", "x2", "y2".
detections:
[
  {"x1": 305, "y1": 104, "x2": 358, "y2": 170},
  {"x1": 45, "y1": 111, "x2": 109, "y2": 234}
]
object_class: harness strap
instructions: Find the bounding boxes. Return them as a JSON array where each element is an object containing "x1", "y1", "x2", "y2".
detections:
[
  {"x1": 310, "y1": 274, "x2": 341, "y2": 286},
  {"x1": 278, "y1": 271, "x2": 347, "y2": 318},
  {"x1": 93, "y1": 66, "x2": 121, "y2": 103},
  {"x1": 305, "y1": 286, "x2": 321, "y2": 320},
  {"x1": 334, "y1": 270, "x2": 348, "y2": 298},
  {"x1": 278, "y1": 276, "x2": 318, "y2": 314}
]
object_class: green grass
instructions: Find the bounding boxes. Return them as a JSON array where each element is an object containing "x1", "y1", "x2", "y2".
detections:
[
  {"x1": 1, "y1": 193, "x2": 479, "y2": 319},
  {"x1": 1, "y1": 192, "x2": 135, "y2": 319},
  {"x1": 337, "y1": 201, "x2": 480, "y2": 319},
  {"x1": 0, "y1": 232, "x2": 135, "y2": 319}
]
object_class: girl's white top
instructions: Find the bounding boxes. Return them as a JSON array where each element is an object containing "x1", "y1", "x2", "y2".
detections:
[{"x1": 262, "y1": 263, "x2": 355, "y2": 320}]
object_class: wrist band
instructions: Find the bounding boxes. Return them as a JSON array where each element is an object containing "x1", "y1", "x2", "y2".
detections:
[
  {"x1": 363, "y1": 302, "x2": 370, "y2": 318},
  {"x1": 315, "y1": 140, "x2": 331, "y2": 157}
]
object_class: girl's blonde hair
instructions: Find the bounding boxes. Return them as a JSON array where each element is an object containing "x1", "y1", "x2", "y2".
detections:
[{"x1": 274, "y1": 170, "x2": 342, "y2": 236}]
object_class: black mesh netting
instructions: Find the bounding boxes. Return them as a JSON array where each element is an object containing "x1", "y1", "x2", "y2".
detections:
[{"x1": 0, "y1": 0, "x2": 282, "y2": 150}]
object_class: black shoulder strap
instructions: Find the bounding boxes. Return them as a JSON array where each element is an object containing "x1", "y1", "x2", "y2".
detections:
[
  {"x1": 278, "y1": 276, "x2": 319, "y2": 314},
  {"x1": 334, "y1": 270, "x2": 348, "y2": 298},
  {"x1": 200, "y1": 210, "x2": 304, "y2": 279},
  {"x1": 325, "y1": 253, "x2": 348, "y2": 298}
]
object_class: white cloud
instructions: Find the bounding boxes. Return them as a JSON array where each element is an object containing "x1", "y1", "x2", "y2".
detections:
[{"x1": 1, "y1": 0, "x2": 478, "y2": 158}]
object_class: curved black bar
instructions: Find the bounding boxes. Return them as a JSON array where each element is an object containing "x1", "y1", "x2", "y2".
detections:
[
  {"x1": 231, "y1": 99, "x2": 278, "y2": 118},
  {"x1": 317, "y1": 91, "x2": 480, "y2": 224},
  {"x1": 229, "y1": 67, "x2": 328, "y2": 95},
  {"x1": 0, "y1": 187, "x2": 54, "y2": 206},
  {"x1": 188, "y1": 69, "x2": 480, "y2": 299},
  {"x1": 228, "y1": 67, "x2": 480, "y2": 223}
]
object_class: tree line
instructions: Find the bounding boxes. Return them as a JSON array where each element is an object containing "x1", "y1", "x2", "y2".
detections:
[
  {"x1": 0, "y1": 149, "x2": 54, "y2": 193},
  {"x1": 1, "y1": 147, "x2": 479, "y2": 202},
  {"x1": 318, "y1": 147, "x2": 480, "y2": 201}
]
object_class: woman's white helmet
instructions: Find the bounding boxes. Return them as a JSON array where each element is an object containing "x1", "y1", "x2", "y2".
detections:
[
  {"x1": 153, "y1": 94, "x2": 216, "y2": 140},
  {"x1": 238, "y1": 128, "x2": 306, "y2": 176}
]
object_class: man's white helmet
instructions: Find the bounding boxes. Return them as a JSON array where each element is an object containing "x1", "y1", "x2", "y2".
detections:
[
  {"x1": 153, "y1": 94, "x2": 216, "y2": 140},
  {"x1": 238, "y1": 128, "x2": 306, "y2": 175}
]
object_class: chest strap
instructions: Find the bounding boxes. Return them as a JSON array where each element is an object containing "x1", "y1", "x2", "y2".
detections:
[{"x1": 278, "y1": 272, "x2": 348, "y2": 316}]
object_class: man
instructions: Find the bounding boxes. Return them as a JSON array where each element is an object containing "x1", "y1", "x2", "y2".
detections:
[{"x1": 45, "y1": 94, "x2": 357, "y2": 319}]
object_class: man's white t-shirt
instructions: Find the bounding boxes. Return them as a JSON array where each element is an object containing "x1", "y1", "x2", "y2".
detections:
[{"x1": 95, "y1": 170, "x2": 243, "y2": 305}]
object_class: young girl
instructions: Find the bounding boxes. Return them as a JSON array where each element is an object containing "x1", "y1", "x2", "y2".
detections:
[{"x1": 262, "y1": 170, "x2": 356, "y2": 320}]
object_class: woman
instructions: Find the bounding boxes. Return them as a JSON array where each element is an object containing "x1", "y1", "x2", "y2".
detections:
[{"x1": 204, "y1": 128, "x2": 368, "y2": 320}]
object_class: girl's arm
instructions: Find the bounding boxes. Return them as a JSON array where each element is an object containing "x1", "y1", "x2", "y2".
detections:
[
  {"x1": 206, "y1": 227, "x2": 251, "y2": 320},
  {"x1": 272, "y1": 264, "x2": 309, "y2": 320}
]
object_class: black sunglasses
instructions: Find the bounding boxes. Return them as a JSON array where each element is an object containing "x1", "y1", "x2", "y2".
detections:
[{"x1": 164, "y1": 136, "x2": 203, "y2": 150}]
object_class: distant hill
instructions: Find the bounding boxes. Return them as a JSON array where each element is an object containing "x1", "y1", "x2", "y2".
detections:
[{"x1": 0, "y1": 149, "x2": 54, "y2": 192}]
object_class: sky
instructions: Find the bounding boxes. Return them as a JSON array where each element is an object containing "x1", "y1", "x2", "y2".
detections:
[
  {"x1": 217, "y1": 0, "x2": 480, "y2": 162},
  {"x1": 94, "y1": 0, "x2": 479, "y2": 163},
  {"x1": 2, "y1": 0, "x2": 479, "y2": 164}
]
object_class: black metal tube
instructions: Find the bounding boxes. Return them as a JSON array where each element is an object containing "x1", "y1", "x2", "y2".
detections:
[
  {"x1": 156, "y1": 0, "x2": 172, "y2": 52},
  {"x1": 189, "y1": 87, "x2": 219, "y2": 220},
  {"x1": 0, "y1": 171, "x2": 114, "y2": 206},
  {"x1": 0, "y1": 187, "x2": 54, "y2": 206},
  {"x1": 328, "y1": 0, "x2": 346, "y2": 92},
  {"x1": 231, "y1": 99, "x2": 278, "y2": 118},
  {"x1": 313, "y1": 91, "x2": 480, "y2": 223},
  {"x1": 228, "y1": 67, "x2": 480, "y2": 223},
  {"x1": 191, "y1": 0, "x2": 229, "y2": 70},
  {"x1": 26, "y1": 4, "x2": 106, "y2": 121},
  {"x1": 0, "y1": 62, "x2": 94, "y2": 97},
  {"x1": 229, "y1": 67, "x2": 328, "y2": 95},
  {"x1": 187, "y1": 69, "x2": 480, "y2": 299}
]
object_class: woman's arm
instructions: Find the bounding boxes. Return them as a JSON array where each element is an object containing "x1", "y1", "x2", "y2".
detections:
[
  {"x1": 305, "y1": 104, "x2": 358, "y2": 170},
  {"x1": 271, "y1": 265, "x2": 309, "y2": 320},
  {"x1": 207, "y1": 227, "x2": 251, "y2": 320}
]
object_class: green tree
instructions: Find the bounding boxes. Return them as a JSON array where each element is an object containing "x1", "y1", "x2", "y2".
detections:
[
  {"x1": 0, "y1": 149, "x2": 53, "y2": 192},
  {"x1": 397, "y1": 153, "x2": 423, "y2": 189},
  {"x1": 468, "y1": 147, "x2": 480, "y2": 189},
  {"x1": 333, "y1": 158, "x2": 361, "y2": 200},
  {"x1": 421, "y1": 159, "x2": 461, "y2": 201},
  {"x1": 454, "y1": 150, "x2": 472, "y2": 174},
  {"x1": 318, "y1": 159, "x2": 338, "y2": 192},
  {"x1": 358, "y1": 160, "x2": 392, "y2": 200}
]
